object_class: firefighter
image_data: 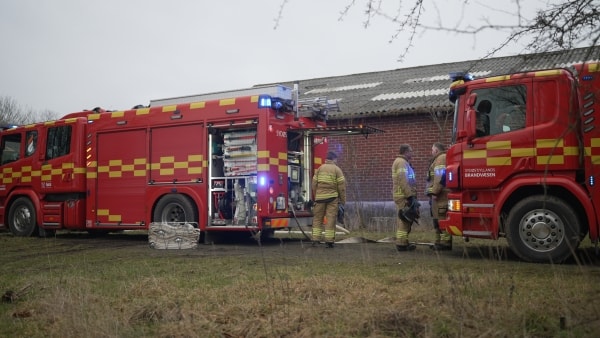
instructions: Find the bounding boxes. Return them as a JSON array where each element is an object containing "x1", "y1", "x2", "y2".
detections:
[
  {"x1": 392, "y1": 144, "x2": 419, "y2": 251},
  {"x1": 311, "y1": 151, "x2": 346, "y2": 248},
  {"x1": 426, "y1": 142, "x2": 452, "y2": 250}
]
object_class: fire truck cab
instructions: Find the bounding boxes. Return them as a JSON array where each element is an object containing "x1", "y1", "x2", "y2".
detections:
[{"x1": 440, "y1": 63, "x2": 600, "y2": 262}]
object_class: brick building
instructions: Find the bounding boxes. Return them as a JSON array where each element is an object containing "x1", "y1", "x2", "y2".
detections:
[{"x1": 271, "y1": 46, "x2": 600, "y2": 202}]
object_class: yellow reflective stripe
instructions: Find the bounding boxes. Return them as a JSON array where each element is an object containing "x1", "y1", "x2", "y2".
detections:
[
  {"x1": 564, "y1": 146, "x2": 579, "y2": 156},
  {"x1": 511, "y1": 148, "x2": 535, "y2": 157},
  {"x1": 537, "y1": 156, "x2": 564, "y2": 165},
  {"x1": 535, "y1": 69, "x2": 562, "y2": 77},
  {"x1": 486, "y1": 75, "x2": 511, "y2": 82},
  {"x1": 392, "y1": 167, "x2": 408, "y2": 177},
  {"x1": 316, "y1": 192, "x2": 338, "y2": 198},
  {"x1": 487, "y1": 157, "x2": 511, "y2": 166},
  {"x1": 537, "y1": 139, "x2": 563, "y2": 148},
  {"x1": 447, "y1": 225, "x2": 462, "y2": 236},
  {"x1": 487, "y1": 140, "x2": 511, "y2": 149},
  {"x1": 464, "y1": 149, "x2": 486, "y2": 159}
]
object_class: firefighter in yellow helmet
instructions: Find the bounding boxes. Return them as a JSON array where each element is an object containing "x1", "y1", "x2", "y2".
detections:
[
  {"x1": 311, "y1": 151, "x2": 346, "y2": 248},
  {"x1": 392, "y1": 144, "x2": 419, "y2": 251},
  {"x1": 426, "y1": 142, "x2": 452, "y2": 250}
]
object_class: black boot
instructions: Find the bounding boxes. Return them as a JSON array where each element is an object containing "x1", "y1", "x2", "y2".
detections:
[{"x1": 396, "y1": 243, "x2": 416, "y2": 251}]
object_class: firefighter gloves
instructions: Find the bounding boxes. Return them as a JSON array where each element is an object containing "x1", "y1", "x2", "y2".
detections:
[
  {"x1": 399, "y1": 196, "x2": 420, "y2": 224},
  {"x1": 337, "y1": 204, "x2": 345, "y2": 225}
]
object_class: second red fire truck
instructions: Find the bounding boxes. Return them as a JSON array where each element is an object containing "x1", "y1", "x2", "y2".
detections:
[
  {"x1": 0, "y1": 85, "x2": 380, "y2": 242},
  {"x1": 440, "y1": 62, "x2": 600, "y2": 263}
]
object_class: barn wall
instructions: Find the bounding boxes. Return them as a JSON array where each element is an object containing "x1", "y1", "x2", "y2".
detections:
[{"x1": 326, "y1": 113, "x2": 453, "y2": 202}]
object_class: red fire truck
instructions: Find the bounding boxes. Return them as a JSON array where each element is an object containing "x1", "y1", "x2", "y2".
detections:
[
  {"x1": 440, "y1": 62, "x2": 600, "y2": 263},
  {"x1": 0, "y1": 85, "x2": 380, "y2": 241}
]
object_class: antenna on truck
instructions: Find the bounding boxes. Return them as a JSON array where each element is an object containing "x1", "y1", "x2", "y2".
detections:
[{"x1": 293, "y1": 81, "x2": 299, "y2": 121}]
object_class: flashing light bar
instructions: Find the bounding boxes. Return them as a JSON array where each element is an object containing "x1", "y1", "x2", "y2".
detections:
[
  {"x1": 258, "y1": 94, "x2": 292, "y2": 111},
  {"x1": 589, "y1": 175, "x2": 595, "y2": 187},
  {"x1": 258, "y1": 95, "x2": 272, "y2": 108},
  {"x1": 0, "y1": 124, "x2": 19, "y2": 131},
  {"x1": 448, "y1": 72, "x2": 473, "y2": 103},
  {"x1": 449, "y1": 72, "x2": 474, "y2": 82}
]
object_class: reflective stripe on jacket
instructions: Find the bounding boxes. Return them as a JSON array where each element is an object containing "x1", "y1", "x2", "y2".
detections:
[
  {"x1": 392, "y1": 155, "x2": 416, "y2": 203},
  {"x1": 312, "y1": 160, "x2": 346, "y2": 204},
  {"x1": 426, "y1": 152, "x2": 448, "y2": 196}
]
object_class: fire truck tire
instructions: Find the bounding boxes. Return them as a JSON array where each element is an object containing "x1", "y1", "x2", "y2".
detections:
[
  {"x1": 505, "y1": 195, "x2": 580, "y2": 263},
  {"x1": 7, "y1": 197, "x2": 38, "y2": 237},
  {"x1": 153, "y1": 194, "x2": 198, "y2": 226}
]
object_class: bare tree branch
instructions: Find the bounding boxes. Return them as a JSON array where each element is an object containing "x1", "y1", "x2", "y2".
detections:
[
  {"x1": 273, "y1": 0, "x2": 290, "y2": 30},
  {"x1": 276, "y1": 0, "x2": 600, "y2": 61},
  {"x1": 0, "y1": 96, "x2": 26, "y2": 125},
  {"x1": 0, "y1": 96, "x2": 59, "y2": 126}
]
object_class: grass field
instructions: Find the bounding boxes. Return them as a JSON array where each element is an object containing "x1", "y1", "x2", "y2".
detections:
[{"x1": 0, "y1": 226, "x2": 599, "y2": 338}]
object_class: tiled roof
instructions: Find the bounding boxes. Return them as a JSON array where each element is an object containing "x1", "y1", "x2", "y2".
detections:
[{"x1": 265, "y1": 46, "x2": 600, "y2": 119}]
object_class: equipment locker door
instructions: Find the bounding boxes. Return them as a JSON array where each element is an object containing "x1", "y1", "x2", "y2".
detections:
[
  {"x1": 149, "y1": 123, "x2": 205, "y2": 184},
  {"x1": 95, "y1": 129, "x2": 148, "y2": 225}
]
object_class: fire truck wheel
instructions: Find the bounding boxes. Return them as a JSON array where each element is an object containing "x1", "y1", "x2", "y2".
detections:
[
  {"x1": 153, "y1": 194, "x2": 198, "y2": 226},
  {"x1": 505, "y1": 195, "x2": 580, "y2": 263},
  {"x1": 7, "y1": 197, "x2": 38, "y2": 237}
]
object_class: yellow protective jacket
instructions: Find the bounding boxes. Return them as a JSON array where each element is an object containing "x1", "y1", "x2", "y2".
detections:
[
  {"x1": 312, "y1": 160, "x2": 346, "y2": 204},
  {"x1": 426, "y1": 152, "x2": 448, "y2": 197},
  {"x1": 392, "y1": 155, "x2": 417, "y2": 205}
]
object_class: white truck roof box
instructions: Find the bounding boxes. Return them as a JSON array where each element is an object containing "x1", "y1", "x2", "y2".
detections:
[{"x1": 150, "y1": 85, "x2": 292, "y2": 106}]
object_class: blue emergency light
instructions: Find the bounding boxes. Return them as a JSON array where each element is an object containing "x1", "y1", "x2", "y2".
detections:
[
  {"x1": 259, "y1": 175, "x2": 267, "y2": 187},
  {"x1": 448, "y1": 72, "x2": 473, "y2": 104},
  {"x1": 258, "y1": 95, "x2": 272, "y2": 108},
  {"x1": 449, "y1": 72, "x2": 474, "y2": 82},
  {"x1": 0, "y1": 124, "x2": 19, "y2": 131},
  {"x1": 258, "y1": 95, "x2": 290, "y2": 111}
]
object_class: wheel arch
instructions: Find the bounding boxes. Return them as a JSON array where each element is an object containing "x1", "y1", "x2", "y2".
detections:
[
  {"x1": 147, "y1": 187, "x2": 205, "y2": 228},
  {"x1": 497, "y1": 179, "x2": 589, "y2": 238},
  {"x1": 4, "y1": 189, "x2": 43, "y2": 229}
]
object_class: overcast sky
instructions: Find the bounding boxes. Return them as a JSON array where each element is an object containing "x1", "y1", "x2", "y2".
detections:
[{"x1": 0, "y1": 0, "x2": 549, "y2": 116}]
